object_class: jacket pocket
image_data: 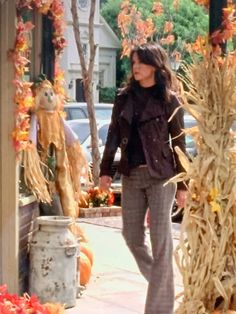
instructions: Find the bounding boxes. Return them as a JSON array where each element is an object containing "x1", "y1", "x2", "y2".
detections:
[{"x1": 139, "y1": 114, "x2": 168, "y2": 142}]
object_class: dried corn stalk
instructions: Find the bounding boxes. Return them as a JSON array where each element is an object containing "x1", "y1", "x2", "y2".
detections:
[
  {"x1": 22, "y1": 143, "x2": 51, "y2": 203},
  {"x1": 174, "y1": 51, "x2": 236, "y2": 314}
]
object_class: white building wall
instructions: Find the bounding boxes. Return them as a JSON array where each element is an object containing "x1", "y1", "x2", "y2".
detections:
[
  {"x1": 61, "y1": 0, "x2": 120, "y2": 102},
  {"x1": 99, "y1": 48, "x2": 116, "y2": 87},
  {"x1": 64, "y1": 0, "x2": 100, "y2": 24}
]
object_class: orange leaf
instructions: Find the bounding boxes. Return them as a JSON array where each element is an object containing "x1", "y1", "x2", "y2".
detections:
[
  {"x1": 194, "y1": 0, "x2": 209, "y2": 6},
  {"x1": 173, "y1": 0, "x2": 180, "y2": 10},
  {"x1": 152, "y1": 1, "x2": 164, "y2": 16},
  {"x1": 160, "y1": 34, "x2": 175, "y2": 45},
  {"x1": 163, "y1": 21, "x2": 174, "y2": 33}
]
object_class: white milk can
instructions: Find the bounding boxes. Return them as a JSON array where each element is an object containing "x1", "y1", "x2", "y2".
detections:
[{"x1": 29, "y1": 216, "x2": 78, "y2": 308}]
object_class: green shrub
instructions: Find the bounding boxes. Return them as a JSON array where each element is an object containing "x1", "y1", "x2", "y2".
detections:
[{"x1": 99, "y1": 87, "x2": 117, "y2": 103}]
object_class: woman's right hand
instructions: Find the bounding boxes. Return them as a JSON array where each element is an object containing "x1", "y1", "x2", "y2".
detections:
[{"x1": 99, "y1": 175, "x2": 112, "y2": 192}]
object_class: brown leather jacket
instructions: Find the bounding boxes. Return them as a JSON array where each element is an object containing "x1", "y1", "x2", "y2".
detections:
[{"x1": 100, "y1": 88, "x2": 187, "y2": 190}]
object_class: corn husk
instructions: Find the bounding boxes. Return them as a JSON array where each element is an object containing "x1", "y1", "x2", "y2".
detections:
[
  {"x1": 22, "y1": 143, "x2": 51, "y2": 203},
  {"x1": 66, "y1": 141, "x2": 89, "y2": 202},
  {"x1": 175, "y1": 50, "x2": 236, "y2": 313}
]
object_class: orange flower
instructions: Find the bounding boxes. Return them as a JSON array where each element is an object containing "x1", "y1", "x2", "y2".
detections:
[{"x1": 87, "y1": 187, "x2": 115, "y2": 207}]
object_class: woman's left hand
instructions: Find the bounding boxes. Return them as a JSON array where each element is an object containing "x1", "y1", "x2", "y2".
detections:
[{"x1": 176, "y1": 190, "x2": 187, "y2": 209}]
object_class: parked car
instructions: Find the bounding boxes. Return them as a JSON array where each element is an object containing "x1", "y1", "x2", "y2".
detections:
[
  {"x1": 64, "y1": 102, "x2": 113, "y2": 120},
  {"x1": 66, "y1": 119, "x2": 121, "y2": 182},
  {"x1": 183, "y1": 113, "x2": 198, "y2": 157}
]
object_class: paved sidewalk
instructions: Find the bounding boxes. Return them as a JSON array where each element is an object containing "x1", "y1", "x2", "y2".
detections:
[{"x1": 66, "y1": 217, "x2": 183, "y2": 314}]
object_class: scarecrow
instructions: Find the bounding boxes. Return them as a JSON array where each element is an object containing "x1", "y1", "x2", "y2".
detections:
[{"x1": 22, "y1": 79, "x2": 87, "y2": 217}]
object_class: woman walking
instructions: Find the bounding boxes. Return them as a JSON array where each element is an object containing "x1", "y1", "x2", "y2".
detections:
[{"x1": 99, "y1": 42, "x2": 187, "y2": 314}]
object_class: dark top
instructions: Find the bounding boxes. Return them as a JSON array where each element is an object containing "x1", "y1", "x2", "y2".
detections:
[{"x1": 127, "y1": 84, "x2": 158, "y2": 168}]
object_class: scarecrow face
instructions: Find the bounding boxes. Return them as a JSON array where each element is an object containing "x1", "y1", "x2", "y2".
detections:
[{"x1": 37, "y1": 86, "x2": 57, "y2": 111}]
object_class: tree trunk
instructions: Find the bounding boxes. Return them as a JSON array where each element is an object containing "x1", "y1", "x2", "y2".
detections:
[
  {"x1": 84, "y1": 80, "x2": 101, "y2": 186},
  {"x1": 71, "y1": 0, "x2": 100, "y2": 186}
]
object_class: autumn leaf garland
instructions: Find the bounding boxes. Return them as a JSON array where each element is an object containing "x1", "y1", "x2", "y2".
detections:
[{"x1": 12, "y1": 0, "x2": 66, "y2": 153}]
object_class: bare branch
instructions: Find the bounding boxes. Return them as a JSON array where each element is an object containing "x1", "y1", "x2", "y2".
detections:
[
  {"x1": 71, "y1": 0, "x2": 88, "y2": 79},
  {"x1": 88, "y1": 0, "x2": 97, "y2": 79},
  {"x1": 70, "y1": 0, "x2": 101, "y2": 184}
]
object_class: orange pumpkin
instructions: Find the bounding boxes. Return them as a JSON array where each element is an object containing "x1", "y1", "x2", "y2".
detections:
[
  {"x1": 80, "y1": 242, "x2": 94, "y2": 266},
  {"x1": 78, "y1": 252, "x2": 92, "y2": 286}
]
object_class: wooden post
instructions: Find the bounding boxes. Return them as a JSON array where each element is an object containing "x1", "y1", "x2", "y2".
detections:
[{"x1": 0, "y1": 0, "x2": 19, "y2": 293}]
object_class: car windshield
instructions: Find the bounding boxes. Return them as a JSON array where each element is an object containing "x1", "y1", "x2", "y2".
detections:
[
  {"x1": 95, "y1": 108, "x2": 113, "y2": 120},
  {"x1": 69, "y1": 122, "x2": 90, "y2": 143}
]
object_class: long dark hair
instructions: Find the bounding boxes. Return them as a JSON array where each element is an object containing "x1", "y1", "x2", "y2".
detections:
[{"x1": 122, "y1": 42, "x2": 177, "y2": 102}]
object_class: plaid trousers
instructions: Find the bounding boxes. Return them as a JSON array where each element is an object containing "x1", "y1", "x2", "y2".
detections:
[{"x1": 121, "y1": 166, "x2": 176, "y2": 314}]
